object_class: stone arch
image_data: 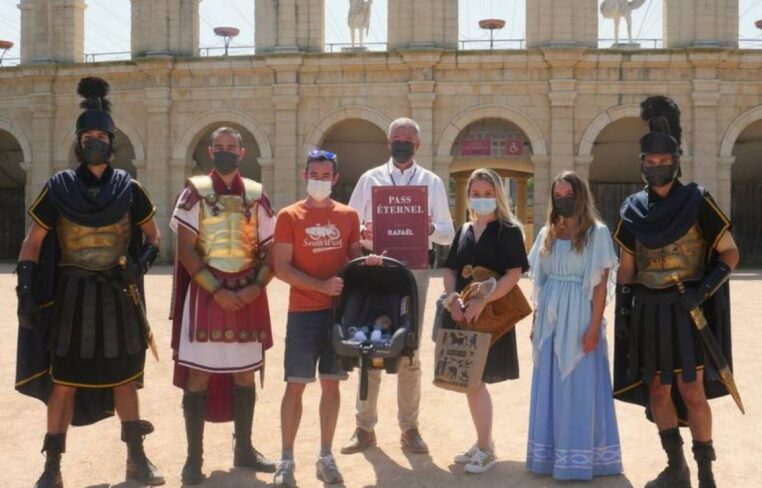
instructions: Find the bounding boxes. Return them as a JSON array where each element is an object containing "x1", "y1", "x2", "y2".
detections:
[
  {"x1": 301, "y1": 106, "x2": 392, "y2": 157},
  {"x1": 577, "y1": 104, "x2": 641, "y2": 157},
  {"x1": 0, "y1": 117, "x2": 32, "y2": 163},
  {"x1": 719, "y1": 106, "x2": 762, "y2": 158},
  {"x1": 54, "y1": 113, "x2": 146, "y2": 164},
  {"x1": 172, "y1": 109, "x2": 273, "y2": 163},
  {"x1": 578, "y1": 103, "x2": 692, "y2": 158},
  {"x1": 436, "y1": 105, "x2": 548, "y2": 159}
]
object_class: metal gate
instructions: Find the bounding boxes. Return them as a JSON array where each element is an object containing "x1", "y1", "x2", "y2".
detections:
[
  {"x1": 731, "y1": 182, "x2": 762, "y2": 266},
  {"x1": 589, "y1": 182, "x2": 643, "y2": 230},
  {"x1": 0, "y1": 188, "x2": 25, "y2": 260}
]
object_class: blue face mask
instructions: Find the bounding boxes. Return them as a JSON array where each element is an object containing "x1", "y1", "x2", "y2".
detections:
[{"x1": 470, "y1": 198, "x2": 497, "y2": 216}]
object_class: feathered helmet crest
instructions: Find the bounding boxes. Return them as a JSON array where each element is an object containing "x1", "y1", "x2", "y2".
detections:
[
  {"x1": 639, "y1": 95, "x2": 682, "y2": 158},
  {"x1": 75, "y1": 76, "x2": 116, "y2": 137}
]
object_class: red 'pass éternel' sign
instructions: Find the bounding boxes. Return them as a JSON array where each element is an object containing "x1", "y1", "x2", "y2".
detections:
[{"x1": 371, "y1": 185, "x2": 429, "y2": 269}]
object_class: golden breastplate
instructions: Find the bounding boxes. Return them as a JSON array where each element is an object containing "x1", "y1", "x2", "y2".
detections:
[
  {"x1": 191, "y1": 176, "x2": 262, "y2": 273},
  {"x1": 57, "y1": 214, "x2": 131, "y2": 270},
  {"x1": 635, "y1": 224, "x2": 706, "y2": 289}
]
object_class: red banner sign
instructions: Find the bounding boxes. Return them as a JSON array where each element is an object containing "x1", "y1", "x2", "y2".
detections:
[
  {"x1": 371, "y1": 185, "x2": 429, "y2": 269},
  {"x1": 460, "y1": 138, "x2": 492, "y2": 157}
]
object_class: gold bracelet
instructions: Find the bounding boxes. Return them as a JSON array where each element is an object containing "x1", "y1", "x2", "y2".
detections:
[{"x1": 193, "y1": 268, "x2": 221, "y2": 294}]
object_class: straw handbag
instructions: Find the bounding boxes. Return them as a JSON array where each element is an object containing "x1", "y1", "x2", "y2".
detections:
[{"x1": 455, "y1": 263, "x2": 532, "y2": 346}]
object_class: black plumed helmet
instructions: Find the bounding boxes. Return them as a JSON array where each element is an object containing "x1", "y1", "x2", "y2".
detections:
[
  {"x1": 75, "y1": 77, "x2": 116, "y2": 137},
  {"x1": 639, "y1": 95, "x2": 682, "y2": 157}
]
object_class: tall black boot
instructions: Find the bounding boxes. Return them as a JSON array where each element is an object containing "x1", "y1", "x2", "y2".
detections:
[
  {"x1": 122, "y1": 420, "x2": 165, "y2": 486},
  {"x1": 181, "y1": 391, "x2": 207, "y2": 485},
  {"x1": 693, "y1": 440, "x2": 717, "y2": 488},
  {"x1": 646, "y1": 428, "x2": 692, "y2": 488},
  {"x1": 232, "y1": 384, "x2": 276, "y2": 473},
  {"x1": 35, "y1": 433, "x2": 65, "y2": 488}
]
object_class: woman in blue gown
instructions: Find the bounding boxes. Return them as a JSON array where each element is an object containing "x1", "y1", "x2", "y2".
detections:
[{"x1": 526, "y1": 171, "x2": 623, "y2": 480}]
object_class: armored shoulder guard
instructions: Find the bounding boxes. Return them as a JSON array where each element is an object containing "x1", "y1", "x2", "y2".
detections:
[{"x1": 242, "y1": 178, "x2": 263, "y2": 204}]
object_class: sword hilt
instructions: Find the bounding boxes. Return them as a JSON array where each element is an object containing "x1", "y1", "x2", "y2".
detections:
[{"x1": 670, "y1": 272, "x2": 687, "y2": 293}]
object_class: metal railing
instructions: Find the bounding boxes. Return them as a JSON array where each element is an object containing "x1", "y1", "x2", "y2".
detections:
[
  {"x1": 324, "y1": 41, "x2": 388, "y2": 53},
  {"x1": 739, "y1": 39, "x2": 762, "y2": 49},
  {"x1": 597, "y1": 38, "x2": 663, "y2": 48},
  {"x1": 83, "y1": 51, "x2": 131, "y2": 62},
  {"x1": 459, "y1": 38, "x2": 525, "y2": 50},
  {"x1": 3, "y1": 38, "x2": 762, "y2": 68},
  {"x1": 200, "y1": 45, "x2": 256, "y2": 57},
  {"x1": 0, "y1": 56, "x2": 19, "y2": 67}
]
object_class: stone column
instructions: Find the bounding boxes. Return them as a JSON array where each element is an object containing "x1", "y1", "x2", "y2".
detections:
[
  {"x1": 531, "y1": 154, "x2": 551, "y2": 230},
  {"x1": 256, "y1": 0, "x2": 323, "y2": 54},
  {"x1": 19, "y1": 0, "x2": 85, "y2": 64},
  {"x1": 716, "y1": 156, "x2": 734, "y2": 216},
  {"x1": 271, "y1": 90, "x2": 299, "y2": 210},
  {"x1": 515, "y1": 176, "x2": 529, "y2": 224},
  {"x1": 168, "y1": 159, "x2": 188, "y2": 199},
  {"x1": 573, "y1": 155, "x2": 594, "y2": 182},
  {"x1": 258, "y1": 157, "x2": 275, "y2": 200},
  {"x1": 268, "y1": 57, "x2": 302, "y2": 210},
  {"x1": 50, "y1": 0, "x2": 85, "y2": 63},
  {"x1": 28, "y1": 86, "x2": 55, "y2": 204},
  {"x1": 409, "y1": 81, "x2": 436, "y2": 171},
  {"x1": 143, "y1": 86, "x2": 173, "y2": 261},
  {"x1": 388, "y1": 0, "x2": 457, "y2": 50},
  {"x1": 689, "y1": 53, "x2": 722, "y2": 198},
  {"x1": 526, "y1": 0, "x2": 597, "y2": 48},
  {"x1": 544, "y1": 51, "x2": 581, "y2": 218},
  {"x1": 664, "y1": 0, "x2": 738, "y2": 48},
  {"x1": 453, "y1": 173, "x2": 468, "y2": 228},
  {"x1": 131, "y1": 0, "x2": 199, "y2": 58}
]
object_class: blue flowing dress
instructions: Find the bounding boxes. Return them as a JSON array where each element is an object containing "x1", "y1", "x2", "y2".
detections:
[{"x1": 525, "y1": 222, "x2": 623, "y2": 480}]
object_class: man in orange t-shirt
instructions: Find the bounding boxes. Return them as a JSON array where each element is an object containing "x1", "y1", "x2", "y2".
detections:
[{"x1": 271, "y1": 150, "x2": 382, "y2": 487}]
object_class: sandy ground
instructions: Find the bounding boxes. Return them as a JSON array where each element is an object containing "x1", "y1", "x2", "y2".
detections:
[{"x1": 1, "y1": 264, "x2": 760, "y2": 488}]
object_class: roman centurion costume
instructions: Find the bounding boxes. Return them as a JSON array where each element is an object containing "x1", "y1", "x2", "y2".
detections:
[
  {"x1": 170, "y1": 168, "x2": 276, "y2": 484},
  {"x1": 612, "y1": 96, "x2": 735, "y2": 488},
  {"x1": 14, "y1": 77, "x2": 164, "y2": 487}
]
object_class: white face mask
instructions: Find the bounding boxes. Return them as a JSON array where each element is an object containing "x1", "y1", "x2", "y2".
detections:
[
  {"x1": 470, "y1": 197, "x2": 497, "y2": 216},
  {"x1": 306, "y1": 179, "x2": 333, "y2": 202}
]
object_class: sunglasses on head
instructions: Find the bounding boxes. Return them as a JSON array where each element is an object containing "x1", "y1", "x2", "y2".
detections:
[{"x1": 307, "y1": 149, "x2": 337, "y2": 162}]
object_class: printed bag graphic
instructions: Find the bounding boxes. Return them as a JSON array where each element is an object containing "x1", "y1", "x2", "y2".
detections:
[{"x1": 433, "y1": 329, "x2": 491, "y2": 393}]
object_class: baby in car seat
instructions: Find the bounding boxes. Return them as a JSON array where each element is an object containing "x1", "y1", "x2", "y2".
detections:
[{"x1": 347, "y1": 315, "x2": 393, "y2": 345}]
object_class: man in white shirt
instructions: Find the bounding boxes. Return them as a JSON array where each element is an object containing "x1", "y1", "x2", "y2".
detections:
[{"x1": 343, "y1": 117, "x2": 455, "y2": 454}]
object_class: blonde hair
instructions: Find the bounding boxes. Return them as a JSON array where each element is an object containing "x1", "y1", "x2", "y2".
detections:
[
  {"x1": 541, "y1": 171, "x2": 601, "y2": 254},
  {"x1": 466, "y1": 168, "x2": 524, "y2": 236}
]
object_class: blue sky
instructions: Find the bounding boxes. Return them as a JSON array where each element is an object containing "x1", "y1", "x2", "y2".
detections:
[{"x1": 1, "y1": 0, "x2": 761, "y2": 62}]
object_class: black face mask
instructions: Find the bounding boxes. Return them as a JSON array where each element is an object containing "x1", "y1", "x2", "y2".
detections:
[
  {"x1": 390, "y1": 141, "x2": 415, "y2": 164},
  {"x1": 80, "y1": 138, "x2": 111, "y2": 166},
  {"x1": 213, "y1": 151, "x2": 239, "y2": 175},
  {"x1": 642, "y1": 161, "x2": 678, "y2": 188},
  {"x1": 553, "y1": 196, "x2": 576, "y2": 218}
]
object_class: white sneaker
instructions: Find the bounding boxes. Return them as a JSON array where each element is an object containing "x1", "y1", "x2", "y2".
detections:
[
  {"x1": 464, "y1": 446, "x2": 497, "y2": 474},
  {"x1": 274, "y1": 459, "x2": 296, "y2": 487},
  {"x1": 454, "y1": 444, "x2": 478, "y2": 464},
  {"x1": 316, "y1": 454, "x2": 344, "y2": 484}
]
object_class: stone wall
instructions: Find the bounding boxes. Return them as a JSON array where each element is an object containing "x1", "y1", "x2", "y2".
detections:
[{"x1": 2, "y1": 47, "x2": 762, "y2": 262}]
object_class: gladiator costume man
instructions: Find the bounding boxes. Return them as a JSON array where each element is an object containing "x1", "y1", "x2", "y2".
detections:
[
  {"x1": 613, "y1": 96, "x2": 740, "y2": 488},
  {"x1": 15, "y1": 77, "x2": 164, "y2": 487},
  {"x1": 170, "y1": 127, "x2": 276, "y2": 485}
]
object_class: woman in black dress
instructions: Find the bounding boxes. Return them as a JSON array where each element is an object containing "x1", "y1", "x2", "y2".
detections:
[{"x1": 442, "y1": 168, "x2": 529, "y2": 474}]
